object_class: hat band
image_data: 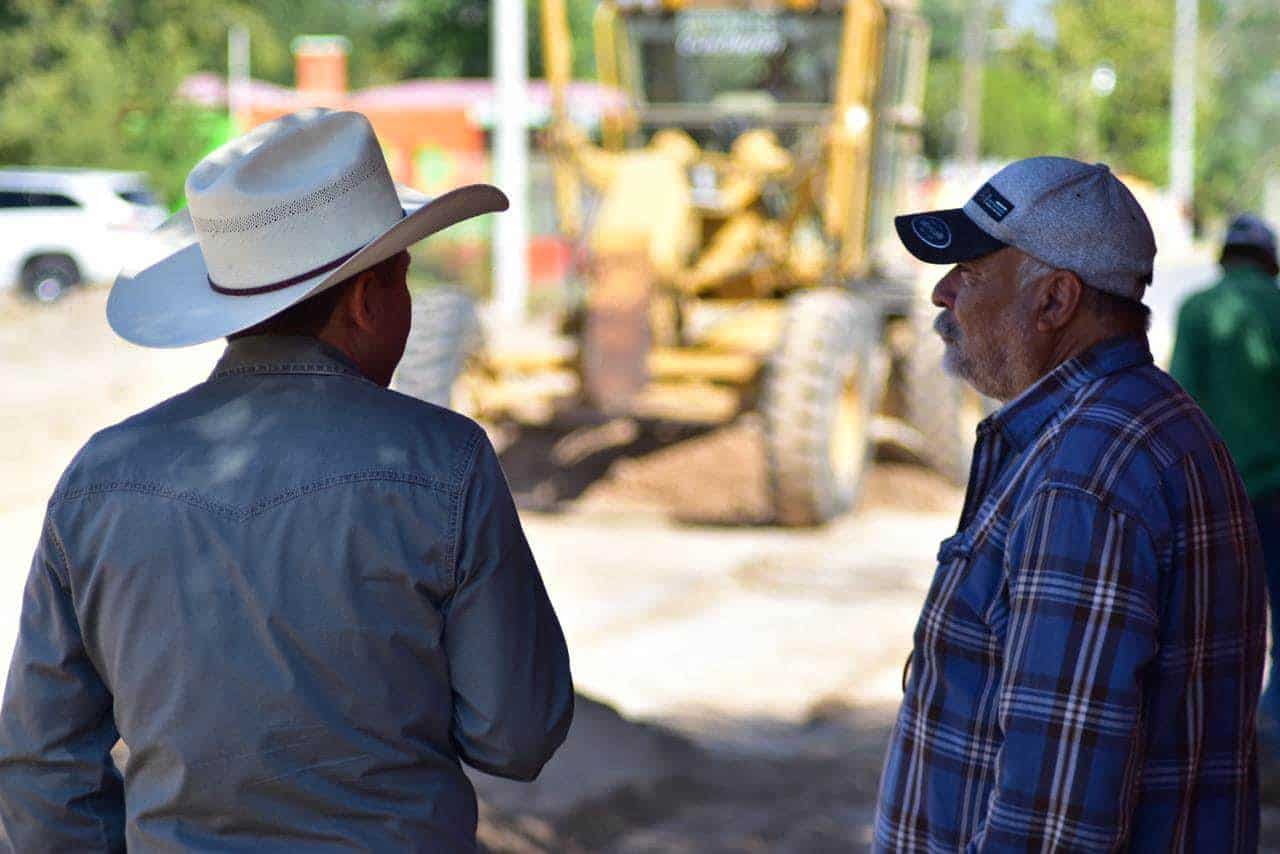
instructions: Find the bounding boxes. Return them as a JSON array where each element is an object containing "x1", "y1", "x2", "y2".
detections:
[{"x1": 207, "y1": 248, "x2": 360, "y2": 297}]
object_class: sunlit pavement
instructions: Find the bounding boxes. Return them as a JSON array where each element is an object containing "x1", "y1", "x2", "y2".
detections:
[{"x1": 523, "y1": 506, "x2": 946, "y2": 739}]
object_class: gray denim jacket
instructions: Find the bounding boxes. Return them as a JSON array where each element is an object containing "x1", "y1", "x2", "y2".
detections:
[{"x1": 0, "y1": 335, "x2": 573, "y2": 852}]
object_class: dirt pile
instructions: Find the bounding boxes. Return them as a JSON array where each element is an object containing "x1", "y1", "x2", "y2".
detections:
[{"x1": 497, "y1": 418, "x2": 962, "y2": 525}]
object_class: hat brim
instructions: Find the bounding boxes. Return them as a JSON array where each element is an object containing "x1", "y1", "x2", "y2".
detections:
[
  {"x1": 895, "y1": 208, "x2": 1007, "y2": 265},
  {"x1": 107, "y1": 183, "x2": 508, "y2": 348}
]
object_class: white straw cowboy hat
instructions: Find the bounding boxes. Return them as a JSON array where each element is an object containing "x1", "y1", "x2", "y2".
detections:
[{"x1": 108, "y1": 108, "x2": 508, "y2": 348}]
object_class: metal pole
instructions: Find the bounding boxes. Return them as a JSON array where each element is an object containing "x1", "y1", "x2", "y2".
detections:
[
  {"x1": 492, "y1": 0, "x2": 530, "y2": 323},
  {"x1": 1170, "y1": 0, "x2": 1197, "y2": 214},
  {"x1": 228, "y1": 25, "x2": 250, "y2": 131},
  {"x1": 959, "y1": 0, "x2": 991, "y2": 170}
]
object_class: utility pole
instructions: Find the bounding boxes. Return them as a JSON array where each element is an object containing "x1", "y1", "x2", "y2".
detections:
[
  {"x1": 1170, "y1": 0, "x2": 1198, "y2": 215},
  {"x1": 492, "y1": 0, "x2": 530, "y2": 323},
  {"x1": 227, "y1": 24, "x2": 250, "y2": 131},
  {"x1": 959, "y1": 0, "x2": 992, "y2": 171}
]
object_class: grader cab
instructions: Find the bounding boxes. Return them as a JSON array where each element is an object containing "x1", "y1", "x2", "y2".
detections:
[{"x1": 400, "y1": 0, "x2": 979, "y2": 525}]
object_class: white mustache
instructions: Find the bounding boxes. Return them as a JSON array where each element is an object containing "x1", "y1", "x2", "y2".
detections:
[{"x1": 934, "y1": 311, "x2": 961, "y2": 342}]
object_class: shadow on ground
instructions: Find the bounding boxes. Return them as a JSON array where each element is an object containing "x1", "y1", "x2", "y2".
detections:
[
  {"x1": 475, "y1": 695, "x2": 1280, "y2": 853},
  {"x1": 473, "y1": 695, "x2": 894, "y2": 854}
]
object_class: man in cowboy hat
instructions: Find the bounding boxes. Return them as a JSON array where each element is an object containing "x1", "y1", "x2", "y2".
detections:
[
  {"x1": 0, "y1": 109, "x2": 574, "y2": 851},
  {"x1": 876, "y1": 157, "x2": 1264, "y2": 851},
  {"x1": 1171, "y1": 213, "x2": 1280, "y2": 749}
]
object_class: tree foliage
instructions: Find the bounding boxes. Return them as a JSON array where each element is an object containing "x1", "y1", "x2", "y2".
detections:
[
  {"x1": 1196, "y1": 0, "x2": 1280, "y2": 220},
  {"x1": 0, "y1": 0, "x2": 1274, "y2": 223},
  {"x1": 920, "y1": 0, "x2": 1279, "y2": 224},
  {"x1": 0, "y1": 0, "x2": 600, "y2": 206},
  {"x1": 0, "y1": 0, "x2": 262, "y2": 205},
  {"x1": 373, "y1": 0, "x2": 598, "y2": 81}
]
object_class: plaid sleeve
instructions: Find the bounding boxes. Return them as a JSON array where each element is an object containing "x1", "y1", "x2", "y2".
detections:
[{"x1": 971, "y1": 484, "x2": 1160, "y2": 852}]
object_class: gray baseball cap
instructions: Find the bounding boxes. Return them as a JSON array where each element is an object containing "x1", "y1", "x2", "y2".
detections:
[{"x1": 896, "y1": 156, "x2": 1157, "y2": 301}]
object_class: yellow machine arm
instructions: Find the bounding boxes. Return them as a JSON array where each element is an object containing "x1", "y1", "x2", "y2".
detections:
[
  {"x1": 826, "y1": 0, "x2": 886, "y2": 278},
  {"x1": 541, "y1": 0, "x2": 583, "y2": 237}
]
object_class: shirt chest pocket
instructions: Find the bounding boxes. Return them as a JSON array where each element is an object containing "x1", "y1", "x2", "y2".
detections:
[{"x1": 919, "y1": 530, "x2": 1009, "y2": 639}]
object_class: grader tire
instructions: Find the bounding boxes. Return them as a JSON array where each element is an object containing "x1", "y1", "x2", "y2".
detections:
[
  {"x1": 763, "y1": 288, "x2": 883, "y2": 527},
  {"x1": 902, "y1": 304, "x2": 989, "y2": 485},
  {"x1": 392, "y1": 285, "x2": 482, "y2": 409}
]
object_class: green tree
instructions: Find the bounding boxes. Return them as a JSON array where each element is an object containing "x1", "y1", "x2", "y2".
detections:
[
  {"x1": 374, "y1": 0, "x2": 598, "y2": 81},
  {"x1": 980, "y1": 30, "x2": 1073, "y2": 161},
  {"x1": 0, "y1": 0, "x2": 413, "y2": 206},
  {"x1": 246, "y1": 0, "x2": 397, "y2": 89},
  {"x1": 919, "y1": 0, "x2": 1070, "y2": 163},
  {"x1": 1053, "y1": 0, "x2": 1173, "y2": 183},
  {"x1": 918, "y1": 0, "x2": 964, "y2": 161},
  {"x1": 1197, "y1": 0, "x2": 1280, "y2": 222},
  {"x1": 918, "y1": 0, "x2": 1280, "y2": 223},
  {"x1": 0, "y1": 0, "x2": 262, "y2": 206}
]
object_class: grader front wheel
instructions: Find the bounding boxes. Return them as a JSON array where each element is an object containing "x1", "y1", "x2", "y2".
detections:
[
  {"x1": 763, "y1": 288, "x2": 884, "y2": 527},
  {"x1": 392, "y1": 285, "x2": 483, "y2": 410},
  {"x1": 902, "y1": 302, "x2": 991, "y2": 485}
]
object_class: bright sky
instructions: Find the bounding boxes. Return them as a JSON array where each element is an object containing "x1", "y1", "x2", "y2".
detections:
[{"x1": 1005, "y1": 0, "x2": 1055, "y2": 38}]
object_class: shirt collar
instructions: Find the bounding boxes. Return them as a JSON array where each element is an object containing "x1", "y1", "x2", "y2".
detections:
[
  {"x1": 984, "y1": 335, "x2": 1153, "y2": 450},
  {"x1": 210, "y1": 335, "x2": 366, "y2": 381},
  {"x1": 1223, "y1": 267, "x2": 1279, "y2": 291}
]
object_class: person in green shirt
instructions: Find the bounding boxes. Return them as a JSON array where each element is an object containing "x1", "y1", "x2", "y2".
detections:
[{"x1": 1171, "y1": 212, "x2": 1280, "y2": 739}]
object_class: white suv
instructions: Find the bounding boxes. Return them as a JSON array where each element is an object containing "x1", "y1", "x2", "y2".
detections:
[{"x1": 0, "y1": 168, "x2": 168, "y2": 302}]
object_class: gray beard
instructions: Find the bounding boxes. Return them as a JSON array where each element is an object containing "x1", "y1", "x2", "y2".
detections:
[
  {"x1": 935, "y1": 311, "x2": 972, "y2": 381},
  {"x1": 941, "y1": 340, "x2": 965, "y2": 378},
  {"x1": 934, "y1": 310, "x2": 1028, "y2": 402}
]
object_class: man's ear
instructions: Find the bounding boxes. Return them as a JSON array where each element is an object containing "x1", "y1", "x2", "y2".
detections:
[
  {"x1": 1034, "y1": 269, "x2": 1084, "y2": 332},
  {"x1": 345, "y1": 268, "x2": 381, "y2": 333}
]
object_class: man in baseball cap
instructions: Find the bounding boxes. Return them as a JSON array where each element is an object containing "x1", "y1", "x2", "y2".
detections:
[
  {"x1": 875, "y1": 157, "x2": 1265, "y2": 852},
  {"x1": 1171, "y1": 213, "x2": 1280, "y2": 753}
]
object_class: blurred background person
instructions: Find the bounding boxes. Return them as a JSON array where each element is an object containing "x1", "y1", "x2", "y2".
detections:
[{"x1": 1171, "y1": 213, "x2": 1280, "y2": 744}]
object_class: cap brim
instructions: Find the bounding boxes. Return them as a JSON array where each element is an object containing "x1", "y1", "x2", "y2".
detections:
[
  {"x1": 108, "y1": 183, "x2": 508, "y2": 348},
  {"x1": 895, "y1": 208, "x2": 1007, "y2": 264}
]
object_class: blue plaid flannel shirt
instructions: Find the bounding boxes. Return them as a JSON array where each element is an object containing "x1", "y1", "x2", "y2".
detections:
[{"x1": 874, "y1": 336, "x2": 1266, "y2": 852}]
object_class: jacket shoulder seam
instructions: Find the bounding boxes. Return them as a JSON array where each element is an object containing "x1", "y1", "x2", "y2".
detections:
[
  {"x1": 43, "y1": 512, "x2": 74, "y2": 590},
  {"x1": 449, "y1": 427, "x2": 487, "y2": 592},
  {"x1": 48, "y1": 469, "x2": 458, "y2": 520}
]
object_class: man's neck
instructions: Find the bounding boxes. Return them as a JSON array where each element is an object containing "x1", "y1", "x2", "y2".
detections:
[
  {"x1": 315, "y1": 328, "x2": 395, "y2": 387},
  {"x1": 1015, "y1": 326, "x2": 1145, "y2": 400}
]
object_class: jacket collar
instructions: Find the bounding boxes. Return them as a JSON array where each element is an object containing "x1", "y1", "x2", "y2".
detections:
[
  {"x1": 984, "y1": 335, "x2": 1153, "y2": 450},
  {"x1": 210, "y1": 335, "x2": 366, "y2": 381},
  {"x1": 1222, "y1": 266, "x2": 1279, "y2": 292}
]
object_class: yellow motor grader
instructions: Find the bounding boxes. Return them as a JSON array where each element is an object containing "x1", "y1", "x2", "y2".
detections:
[{"x1": 398, "y1": 0, "x2": 979, "y2": 525}]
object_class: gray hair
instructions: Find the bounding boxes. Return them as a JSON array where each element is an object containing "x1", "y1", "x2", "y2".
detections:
[
  {"x1": 1015, "y1": 253, "x2": 1058, "y2": 290},
  {"x1": 1014, "y1": 252, "x2": 1151, "y2": 331}
]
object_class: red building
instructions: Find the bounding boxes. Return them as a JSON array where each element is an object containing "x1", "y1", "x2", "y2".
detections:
[{"x1": 181, "y1": 36, "x2": 626, "y2": 289}]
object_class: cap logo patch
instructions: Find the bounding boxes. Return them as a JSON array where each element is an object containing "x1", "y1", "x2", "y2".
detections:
[
  {"x1": 973, "y1": 183, "x2": 1015, "y2": 222},
  {"x1": 911, "y1": 215, "x2": 952, "y2": 249}
]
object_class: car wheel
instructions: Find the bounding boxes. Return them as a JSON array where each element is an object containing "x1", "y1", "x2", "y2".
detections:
[{"x1": 21, "y1": 255, "x2": 80, "y2": 304}]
